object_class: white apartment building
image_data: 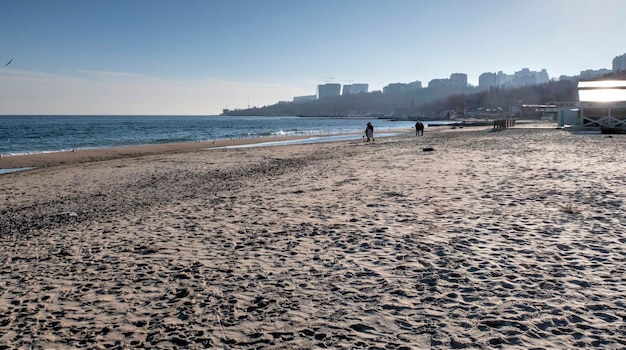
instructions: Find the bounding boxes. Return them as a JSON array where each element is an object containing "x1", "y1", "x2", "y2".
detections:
[{"x1": 613, "y1": 53, "x2": 626, "y2": 72}]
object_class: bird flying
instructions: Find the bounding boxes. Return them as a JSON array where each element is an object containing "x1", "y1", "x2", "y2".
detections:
[{"x1": 5, "y1": 59, "x2": 13, "y2": 67}]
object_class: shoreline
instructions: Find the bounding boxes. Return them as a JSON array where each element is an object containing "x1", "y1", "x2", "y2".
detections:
[
  {"x1": 0, "y1": 135, "x2": 313, "y2": 170},
  {"x1": 0, "y1": 128, "x2": 421, "y2": 171},
  {"x1": 0, "y1": 120, "x2": 553, "y2": 171}
]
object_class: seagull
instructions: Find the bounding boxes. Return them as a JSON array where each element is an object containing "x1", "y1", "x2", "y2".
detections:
[{"x1": 5, "y1": 59, "x2": 13, "y2": 67}]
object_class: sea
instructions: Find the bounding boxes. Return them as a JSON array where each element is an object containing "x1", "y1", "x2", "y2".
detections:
[{"x1": 0, "y1": 115, "x2": 449, "y2": 156}]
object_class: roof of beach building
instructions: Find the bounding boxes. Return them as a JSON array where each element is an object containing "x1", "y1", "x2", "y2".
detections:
[{"x1": 578, "y1": 80, "x2": 626, "y2": 103}]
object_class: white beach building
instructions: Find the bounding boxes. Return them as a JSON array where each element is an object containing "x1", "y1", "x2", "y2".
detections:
[{"x1": 558, "y1": 80, "x2": 626, "y2": 130}]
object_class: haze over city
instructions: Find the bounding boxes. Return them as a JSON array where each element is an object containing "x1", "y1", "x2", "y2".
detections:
[{"x1": 1, "y1": 0, "x2": 625, "y2": 115}]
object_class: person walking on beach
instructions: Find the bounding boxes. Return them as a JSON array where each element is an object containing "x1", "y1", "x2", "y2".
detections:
[
  {"x1": 365, "y1": 122, "x2": 374, "y2": 142},
  {"x1": 415, "y1": 121, "x2": 424, "y2": 136}
]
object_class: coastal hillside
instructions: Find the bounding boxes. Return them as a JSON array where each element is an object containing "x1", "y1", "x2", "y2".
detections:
[{"x1": 222, "y1": 80, "x2": 579, "y2": 118}]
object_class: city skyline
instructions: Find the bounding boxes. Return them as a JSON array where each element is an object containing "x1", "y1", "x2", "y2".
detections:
[{"x1": 1, "y1": 0, "x2": 625, "y2": 115}]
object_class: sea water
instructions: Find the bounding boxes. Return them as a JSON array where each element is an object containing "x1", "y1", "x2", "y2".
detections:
[{"x1": 0, "y1": 115, "x2": 448, "y2": 156}]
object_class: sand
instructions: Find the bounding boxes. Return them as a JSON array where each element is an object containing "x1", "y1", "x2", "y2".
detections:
[{"x1": 1, "y1": 125, "x2": 625, "y2": 349}]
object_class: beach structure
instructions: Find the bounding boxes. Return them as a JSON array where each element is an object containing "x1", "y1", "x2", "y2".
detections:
[
  {"x1": 557, "y1": 80, "x2": 626, "y2": 130},
  {"x1": 520, "y1": 104, "x2": 558, "y2": 121}
]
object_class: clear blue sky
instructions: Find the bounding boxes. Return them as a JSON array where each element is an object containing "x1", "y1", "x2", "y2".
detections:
[{"x1": 1, "y1": 0, "x2": 625, "y2": 115}]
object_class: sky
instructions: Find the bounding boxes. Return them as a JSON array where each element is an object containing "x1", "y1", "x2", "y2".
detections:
[{"x1": 1, "y1": 0, "x2": 625, "y2": 115}]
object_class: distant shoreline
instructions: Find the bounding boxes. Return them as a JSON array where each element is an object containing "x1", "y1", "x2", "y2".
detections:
[
  {"x1": 0, "y1": 120, "x2": 548, "y2": 172},
  {"x1": 0, "y1": 129, "x2": 418, "y2": 171},
  {"x1": 0, "y1": 115, "x2": 423, "y2": 158}
]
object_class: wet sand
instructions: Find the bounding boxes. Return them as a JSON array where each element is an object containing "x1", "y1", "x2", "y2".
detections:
[{"x1": 1, "y1": 125, "x2": 625, "y2": 349}]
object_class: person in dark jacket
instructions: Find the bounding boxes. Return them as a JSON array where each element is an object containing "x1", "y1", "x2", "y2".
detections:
[
  {"x1": 365, "y1": 122, "x2": 374, "y2": 142},
  {"x1": 415, "y1": 121, "x2": 424, "y2": 136}
]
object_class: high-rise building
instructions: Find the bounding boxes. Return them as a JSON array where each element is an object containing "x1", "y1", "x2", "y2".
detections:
[
  {"x1": 383, "y1": 83, "x2": 406, "y2": 94},
  {"x1": 316, "y1": 83, "x2": 341, "y2": 99},
  {"x1": 383, "y1": 81, "x2": 422, "y2": 94},
  {"x1": 349, "y1": 84, "x2": 369, "y2": 94},
  {"x1": 479, "y1": 72, "x2": 497, "y2": 88},
  {"x1": 449, "y1": 73, "x2": 468, "y2": 88},
  {"x1": 342, "y1": 83, "x2": 369, "y2": 95},
  {"x1": 428, "y1": 74, "x2": 467, "y2": 88},
  {"x1": 613, "y1": 53, "x2": 626, "y2": 72},
  {"x1": 479, "y1": 68, "x2": 549, "y2": 88}
]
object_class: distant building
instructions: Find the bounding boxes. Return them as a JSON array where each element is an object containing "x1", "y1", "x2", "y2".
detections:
[
  {"x1": 613, "y1": 53, "x2": 626, "y2": 72},
  {"x1": 479, "y1": 72, "x2": 497, "y2": 88},
  {"x1": 293, "y1": 95, "x2": 316, "y2": 103},
  {"x1": 479, "y1": 68, "x2": 549, "y2": 88},
  {"x1": 427, "y1": 78, "x2": 448, "y2": 88},
  {"x1": 579, "y1": 69, "x2": 613, "y2": 80},
  {"x1": 383, "y1": 83, "x2": 406, "y2": 94},
  {"x1": 408, "y1": 81, "x2": 422, "y2": 89},
  {"x1": 382, "y1": 81, "x2": 422, "y2": 94},
  {"x1": 449, "y1": 73, "x2": 468, "y2": 88},
  {"x1": 496, "y1": 71, "x2": 513, "y2": 87},
  {"x1": 342, "y1": 84, "x2": 369, "y2": 95},
  {"x1": 559, "y1": 75, "x2": 577, "y2": 82},
  {"x1": 513, "y1": 68, "x2": 549, "y2": 86},
  {"x1": 559, "y1": 68, "x2": 612, "y2": 82},
  {"x1": 428, "y1": 73, "x2": 467, "y2": 88},
  {"x1": 316, "y1": 83, "x2": 341, "y2": 99},
  {"x1": 349, "y1": 83, "x2": 369, "y2": 94}
]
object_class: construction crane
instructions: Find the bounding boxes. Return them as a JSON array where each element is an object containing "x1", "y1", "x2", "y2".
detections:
[{"x1": 318, "y1": 77, "x2": 336, "y2": 84}]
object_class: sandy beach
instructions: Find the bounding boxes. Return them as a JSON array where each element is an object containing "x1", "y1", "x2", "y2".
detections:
[{"x1": 1, "y1": 125, "x2": 625, "y2": 349}]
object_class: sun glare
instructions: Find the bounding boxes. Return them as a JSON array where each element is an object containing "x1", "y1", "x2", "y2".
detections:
[{"x1": 578, "y1": 80, "x2": 626, "y2": 102}]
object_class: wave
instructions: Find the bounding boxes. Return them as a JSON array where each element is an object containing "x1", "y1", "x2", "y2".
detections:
[
  {"x1": 0, "y1": 148, "x2": 79, "y2": 157},
  {"x1": 269, "y1": 129, "x2": 337, "y2": 137},
  {"x1": 1, "y1": 115, "x2": 424, "y2": 155}
]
